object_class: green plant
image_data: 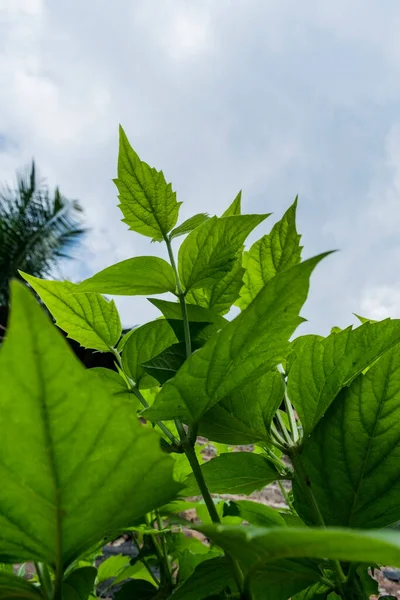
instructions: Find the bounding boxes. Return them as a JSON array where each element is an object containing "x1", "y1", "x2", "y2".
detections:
[
  {"x1": 0, "y1": 160, "x2": 85, "y2": 306},
  {"x1": 2, "y1": 125, "x2": 400, "y2": 600}
]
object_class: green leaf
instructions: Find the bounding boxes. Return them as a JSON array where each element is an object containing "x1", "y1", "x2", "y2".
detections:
[
  {"x1": 115, "y1": 579, "x2": 158, "y2": 600},
  {"x1": 222, "y1": 500, "x2": 287, "y2": 528},
  {"x1": 0, "y1": 565, "x2": 12, "y2": 574},
  {"x1": 186, "y1": 259, "x2": 246, "y2": 316},
  {"x1": 293, "y1": 345, "x2": 400, "y2": 528},
  {"x1": 142, "y1": 341, "x2": 202, "y2": 385},
  {"x1": 354, "y1": 313, "x2": 376, "y2": 324},
  {"x1": 183, "y1": 452, "x2": 282, "y2": 495},
  {"x1": 121, "y1": 319, "x2": 177, "y2": 388},
  {"x1": 20, "y1": 273, "x2": 121, "y2": 352},
  {"x1": 288, "y1": 319, "x2": 400, "y2": 435},
  {"x1": 222, "y1": 191, "x2": 242, "y2": 216},
  {"x1": 117, "y1": 327, "x2": 138, "y2": 352},
  {"x1": 178, "y1": 214, "x2": 269, "y2": 292},
  {"x1": 113, "y1": 562, "x2": 155, "y2": 586},
  {"x1": 238, "y1": 198, "x2": 302, "y2": 309},
  {"x1": 97, "y1": 555, "x2": 130, "y2": 584},
  {"x1": 116, "y1": 125, "x2": 181, "y2": 240},
  {"x1": 0, "y1": 282, "x2": 181, "y2": 567},
  {"x1": 0, "y1": 573, "x2": 42, "y2": 599},
  {"x1": 178, "y1": 548, "x2": 222, "y2": 583},
  {"x1": 149, "y1": 298, "x2": 227, "y2": 344},
  {"x1": 62, "y1": 567, "x2": 97, "y2": 600},
  {"x1": 285, "y1": 334, "x2": 323, "y2": 376},
  {"x1": 170, "y1": 213, "x2": 210, "y2": 240},
  {"x1": 292, "y1": 583, "x2": 330, "y2": 600},
  {"x1": 249, "y1": 559, "x2": 325, "y2": 600},
  {"x1": 198, "y1": 525, "x2": 400, "y2": 572},
  {"x1": 357, "y1": 566, "x2": 379, "y2": 596},
  {"x1": 171, "y1": 557, "x2": 237, "y2": 600},
  {"x1": 77, "y1": 256, "x2": 176, "y2": 296},
  {"x1": 149, "y1": 298, "x2": 226, "y2": 328},
  {"x1": 88, "y1": 368, "x2": 133, "y2": 399},
  {"x1": 145, "y1": 254, "x2": 328, "y2": 423},
  {"x1": 199, "y1": 370, "x2": 284, "y2": 445}
]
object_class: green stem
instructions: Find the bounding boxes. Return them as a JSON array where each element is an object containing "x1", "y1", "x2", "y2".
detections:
[
  {"x1": 290, "y1": 451, "x2": 349, "y2": 597},
  {"x1": 35, "y1": 563, "x2": 53, "y2": 600},
  {"x1": 184, "y1": 441, "x2": 221, "y2": 523},
  {"x1": 275, "y1": 411, "x2": 292, "y2": 446},
  {"x1": 165, "y1": 236, "x2": 192, "y2": 357},
  {"x1": 130, "y1": 535, "x2": 160, "y2": 587},
  {"x1": 270, "y1": 422, "x2": 287, "y2": 452},
  {"x1": 164, "y1": 234, "x2": 249, "y2": 598},
  {"x1": 156, "y1": 510, "x2": 172, "y2": 584},
  {"x1": 277, "y1": 480, "x2": 294, "y2": 512},
  {"x1": 283, "y1": 385, "x2": 299, "y2": 444},
  {"x1": 145, "y1": 515, "x2": 172, "y2": 592},
  {"x1": 110, "y1": 347, "x2": 179, "y2": 446},
  {"x1": 178, "y1": 292, "x2": 192, "y2": 357}
]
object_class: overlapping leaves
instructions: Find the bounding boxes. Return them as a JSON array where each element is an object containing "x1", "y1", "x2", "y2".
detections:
[{"x1": 0, "y1": 282, "x2": 180, "y2": 568}]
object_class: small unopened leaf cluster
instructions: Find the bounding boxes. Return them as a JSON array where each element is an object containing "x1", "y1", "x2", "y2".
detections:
[{"x1": 1, "y1": 125, "x2": 399, "y2": 600}]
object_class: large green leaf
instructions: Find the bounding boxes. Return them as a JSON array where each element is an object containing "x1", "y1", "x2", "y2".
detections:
[
  {"x1": 121, "y1": 319, "x2": 177, "y2": 388},
  {"x1": 62, "y1": 567, "x2": 97, "y2": 600},
  {"x1": 171, "y1": 557, "x2": 237, "y2": 600},
  {"x1": 20, "y1": 273, "x2": 121, "y2": 352},
  {"x1": 0, "y1": 282, "x2": 181, "y2": 568},
  {"x1": 222, "y1": 191, "x2": 242, "y2": 217},
  {"x1": 287, "y1": 319, "x2": 400, "y2": 435},
  {"x1": 77, "y1": 256, "x2": 176, "y2": 296},
  {"x1": 249, "y1": 559, "x2": 326, "y2": 600},
  {"x1": 198, "y1": 525, "x2": 400, "y2": 571},
  {"x1": 145, "y1": 254, "x2": 328, "y2": 423},
  {"x1": 0, "y1": 573, "x2": 42, "y2": 600},
  {"x1": 183, "y1": 452, "x2": 282, "y2": 496},
  {"x1": 186, "y1": 260, "x2": 245, "y2": 316},
  {"x1": 199, "y1": 370, "x2": 284, "y2": 445},
  {"x1": 222, "y1": 500, "x2": 287, "y2": 528},
  {"x1": 88, "y1": 368, "x2": 133, "y2": 400},
  {"x1": 238, "y1": 198, "x2": 302, "y2": 309},
  {"x1": 170, "y1": 213, "x2": 210, "y2": 240},
  {"x1": 293, "y1": 345, "x2": 400, "y2": 528},
  {"x1": 178, "y1": 214, "x2": 268, "y2": 292},
  {"x1": 116, "y1": 126, "x2": 181, "y2": 240}
]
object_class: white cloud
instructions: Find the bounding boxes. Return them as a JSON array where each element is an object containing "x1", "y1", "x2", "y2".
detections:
[
  {"x1": 2, "y1": 0, "x2": 400, "y2": 330},
  {"x1": 361, "y1": 285, "x2": 400, "y2": 321}
]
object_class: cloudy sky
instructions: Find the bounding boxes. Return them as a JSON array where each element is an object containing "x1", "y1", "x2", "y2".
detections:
[{"x1": 1, "y1": 0, "x2": 400, "y2": 334}]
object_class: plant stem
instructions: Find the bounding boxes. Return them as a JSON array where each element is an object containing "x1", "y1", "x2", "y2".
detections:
[
  {"x1": 164, "y1": 234, "x2": 249, "y2": 598},
  {"x1": 145, "y1": 514, "x2": 173, "y2": 592},
  {"x1": 275, "y1": 410, "x2": 292, "y2": 446},
  {"x1": 277, "y1": 480, "x2": 294, "y2": 512},
  {"x1": 178, "y1": 292, "x2": 192, "y2": 357},
  {"x1": 283, "y1": 384, "x2": 299, "y2": 444},
  {"x1": 290, "y1": 450, "x2": 350, "y2": 598},
  {"x1": 184, "y1": 441, "x2": 221, "y2": 523},
  {"x1": 35, "y1": 562, "x2": 53, "y2": 600},
  {"x1": 109, "y1": 346, "x2": 180, "y2": 446},
  {"x1": 165, "y1": 236, "x2": 192, "y2": 356},
  {"x1": 270, "y1": 422, "x2": 287, "y2": 452},
  {"x1": 130, "y1": 536, "x2": 160, "y2": 587},
  {"x1": 156, "y1": 510, "x2": 172, "y2": 584}
]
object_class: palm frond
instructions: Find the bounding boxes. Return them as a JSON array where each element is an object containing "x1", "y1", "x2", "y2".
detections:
[{"x1": 0, "y1": 161, "x2": 87, "y2": 306}]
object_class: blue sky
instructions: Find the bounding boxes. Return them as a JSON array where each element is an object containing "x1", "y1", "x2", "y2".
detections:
[{"x1": 1, "y1": 0, "x2": 400, "y2": 332}]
